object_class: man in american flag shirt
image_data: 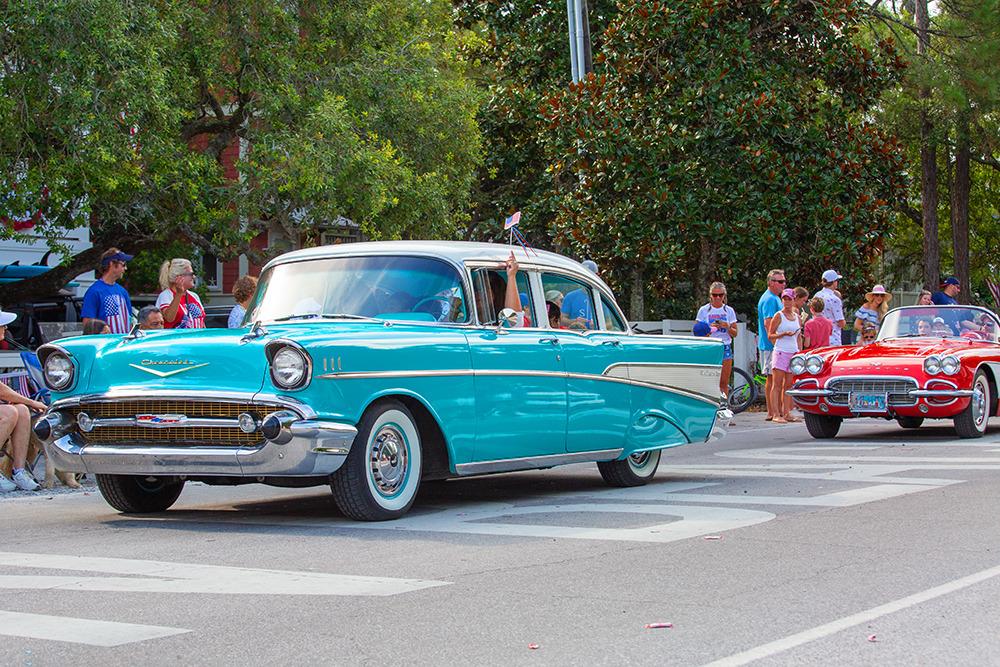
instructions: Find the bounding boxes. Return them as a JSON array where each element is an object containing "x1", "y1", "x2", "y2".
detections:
[{"x1": 81, "y1": 248, "x2": 134, "y2": 334}]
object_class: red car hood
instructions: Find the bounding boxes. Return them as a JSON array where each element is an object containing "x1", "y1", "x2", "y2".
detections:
[{"x1": 816, "y1": 338, "x2": 986, "y2": 372}]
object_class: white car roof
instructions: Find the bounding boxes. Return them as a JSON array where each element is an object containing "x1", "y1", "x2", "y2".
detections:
[{"x1": 265, "y1": 240, "x2": 609, "y2": 289}]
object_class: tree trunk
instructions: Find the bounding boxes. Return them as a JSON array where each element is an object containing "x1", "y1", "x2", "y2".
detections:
[
  {"x1": 915, "y1": 0, "x2": 939, "y2": 291},
  {"x1": 629, "y1": 265, "x2": 643, "y2": 321},
  {"x1": 951, "y1": 110, "x2": 971, "y2": 303}
]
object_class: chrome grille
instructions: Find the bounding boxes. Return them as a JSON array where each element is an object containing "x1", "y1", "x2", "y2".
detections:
[
  {"x1": 68, "y1": 400, "x2": 264, "y2": 447},
  {"x1": 827, "y1": 378, "x2": 917, "y2": 407}
]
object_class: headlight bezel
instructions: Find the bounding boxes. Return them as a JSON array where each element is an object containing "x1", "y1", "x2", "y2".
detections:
[
  {"x1": 805, "y1": 355, "x2": 824, "y2": 375},
  {"x1": 265, "y1": 340, "x2": 313, "y2": 391},
  {"x1": 940, "y1": 355, "x2": 961, "y2": 376},
  {"x1": 924, "y1": 355, "x2": 942, "y2": 375},
  {"x1": 42, "y1": 350, "x2": 76, "y2": 391},
  {"x1": 789, "y1": 355, "x2": 806, "y2": 375}
]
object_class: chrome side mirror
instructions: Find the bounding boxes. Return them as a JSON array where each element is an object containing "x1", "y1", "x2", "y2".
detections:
[{"x1": 497, "y1": 308, "x2": 518, "y2": 330}]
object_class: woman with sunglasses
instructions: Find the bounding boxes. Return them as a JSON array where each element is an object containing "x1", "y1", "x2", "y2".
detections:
[
  {"x1": 696, "y1": 282, "x2": 738, "y2": 397},
  {"x1": 853, "y1": 284, "x2": 891, "y2": 336},
  {"x1": 156, "y1": 258, "x2": 206, "y2": 329},
  {"x1": 767, "y1": 288, "x2": 801, "y2": 423}
]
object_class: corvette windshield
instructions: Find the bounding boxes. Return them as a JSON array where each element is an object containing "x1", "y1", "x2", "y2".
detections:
[
  {"x1": 245, "y1": 255, "x2": 469, "y2": 324},
  {"x1": 879, "y1": 306, "x2": 999, "y2": 343}
]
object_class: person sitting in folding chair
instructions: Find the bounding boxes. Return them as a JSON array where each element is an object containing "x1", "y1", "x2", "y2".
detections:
[{"x1": 0, "y1": 308, "x2": 47, "y2": 492}]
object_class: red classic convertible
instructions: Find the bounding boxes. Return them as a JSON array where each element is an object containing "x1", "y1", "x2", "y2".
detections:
[{"x1": 787, "y1": 305, "x2": 1000, "y2": 439}]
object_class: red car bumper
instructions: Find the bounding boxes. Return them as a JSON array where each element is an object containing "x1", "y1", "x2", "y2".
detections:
[{"x1": 787, "y1": 377, "x2": 974, "y2": 418}]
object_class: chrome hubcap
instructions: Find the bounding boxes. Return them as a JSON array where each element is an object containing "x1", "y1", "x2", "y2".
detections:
[
  {"x1": 370, "y1": 426, "x2": 407, "y2": 495},
  {"x1": 629, "y1": 452, "x2": 650, "y2": 467},
  {"x1": 973, "y1": 380, "x2": 988, "y2": 428}
]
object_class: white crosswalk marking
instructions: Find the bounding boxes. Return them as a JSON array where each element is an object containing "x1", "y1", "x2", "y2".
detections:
[{"x1": 0, "y1": 610, "x2": 188, "y2": 647}]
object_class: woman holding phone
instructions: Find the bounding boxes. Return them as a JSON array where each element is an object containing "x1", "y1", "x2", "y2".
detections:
[
  {"x1": 696, "y1": 282, "x2": 738, "y2": 397},
  {"x1": 767, "y1": 288, "x2": 801, "y2": 423}
]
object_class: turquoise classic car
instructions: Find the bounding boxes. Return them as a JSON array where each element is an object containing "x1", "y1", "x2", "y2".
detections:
[{"x1": 34, "y1": 242, "x2": 731, "y2": 520}]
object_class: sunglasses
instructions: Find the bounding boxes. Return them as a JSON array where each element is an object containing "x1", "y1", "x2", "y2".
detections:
[
  {"x1": 771, "y1": 279, "x2": 786, "y2": 284},
  {"x1": 710, "y1": 293, "x2": 725, "y2": 298}
]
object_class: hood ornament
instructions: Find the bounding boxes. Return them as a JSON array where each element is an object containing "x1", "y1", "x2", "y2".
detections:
[
  {"x1": 241, "y1": 320, "x2": 269, "y2": 343},
  {"x1": 130, "y1": 362, "x2": 209, "y2": 378}
]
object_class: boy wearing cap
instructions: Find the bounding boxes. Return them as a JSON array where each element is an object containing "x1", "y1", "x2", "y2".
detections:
[
  {"x1": 814, "y1": 269, "x2": 846, "y2": 346},
  {"x1": 81, "y1": 247, "x2": 134, "y2": 334}
]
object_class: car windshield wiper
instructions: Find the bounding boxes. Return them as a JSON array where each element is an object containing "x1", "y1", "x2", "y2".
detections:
[{"x1": 271, "y1": 313, "x2": 382, "y2": 322}]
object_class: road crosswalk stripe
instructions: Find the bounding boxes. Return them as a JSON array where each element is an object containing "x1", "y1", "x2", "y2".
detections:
[{"x1": 0, "y1": 610, "x2": 189, "y2": 647}]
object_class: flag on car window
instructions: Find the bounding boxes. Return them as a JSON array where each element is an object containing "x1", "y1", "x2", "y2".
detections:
[{"x1": 504, "y1": 211, "x2": 521, "y2": 229}]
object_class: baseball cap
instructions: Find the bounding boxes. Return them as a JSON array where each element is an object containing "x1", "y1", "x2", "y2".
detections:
[
  {"x1": 692, "y1": 321, "x2": 712, "y2": 337},
  {"x1": 821, "y1": 269, "x2": 842, "y2": 283},
  {"x1": 942, "y1": 276, "x2": 960, "y2": 286},
  {"x1": 544, "y1": 290, "x2": 563, "y2": 302},
  {"x1": 101, "y1": 251, "x2": 134, "y2": 266},
  {"x1": 781, "y1": 288, "x2": 796, "y2": 300},
  {"x1": 581, "y1": 259, "x2": 598, "y2": 274},
  {"x1": 0, "y1": 309, "x2": 16, "y2": 326}
]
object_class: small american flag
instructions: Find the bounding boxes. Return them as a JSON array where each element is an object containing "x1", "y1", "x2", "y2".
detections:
[{"x1": 504, "y1": 211, "x2": 521, "y2": 230}]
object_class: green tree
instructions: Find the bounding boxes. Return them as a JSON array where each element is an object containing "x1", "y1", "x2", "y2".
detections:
[
  {"x1": 543, "y1": 0, "x2": 908, "y2": 318},
  {"x1": 0, "y1": 0, "x2": 482, "y2": 302}
]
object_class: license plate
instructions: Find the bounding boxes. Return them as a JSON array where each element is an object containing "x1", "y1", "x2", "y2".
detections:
[{"x1": 849, "y1": 392, "x2": 888, "y2": 413}]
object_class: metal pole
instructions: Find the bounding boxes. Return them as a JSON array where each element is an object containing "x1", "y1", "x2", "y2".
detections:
[
  {"x1": 573, "y1": 0, "x2": 586, "y2": 80},
  {"x1": 566, "y1": 0, "x2": 579, "y2": 82}
]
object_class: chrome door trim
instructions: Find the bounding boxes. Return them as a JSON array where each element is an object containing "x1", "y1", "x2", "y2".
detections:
[{"x1": 455, "y1": 448, "x2": 623, "y2": 476}]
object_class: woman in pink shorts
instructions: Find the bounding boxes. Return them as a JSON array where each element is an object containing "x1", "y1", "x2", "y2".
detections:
[{"x1": 767, "y1": 288, "x2": 801, "y2": 423}]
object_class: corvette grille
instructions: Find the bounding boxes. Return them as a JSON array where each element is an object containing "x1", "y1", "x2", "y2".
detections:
[
  {"x1": 827, "y1": 378, "x2": 918, "y2": 407},
  {"x1": 67, "y1": 400, "x2": 264, "y2": 447}
]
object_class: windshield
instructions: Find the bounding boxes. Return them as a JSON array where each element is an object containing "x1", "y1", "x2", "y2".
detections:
[
  {"x1": 879, "y1": 306, "x2": 999, "y2": 342},
  {"x1": 245, "y1": 255, "x2": 469, "y2": 324}
]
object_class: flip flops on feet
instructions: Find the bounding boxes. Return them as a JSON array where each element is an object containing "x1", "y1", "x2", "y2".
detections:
[{"x1": 773, "y1": 417, "x2": 788, "y2": 424}]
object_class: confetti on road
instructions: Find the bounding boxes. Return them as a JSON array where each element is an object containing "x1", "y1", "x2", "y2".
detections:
[
  {"x1": 645, "y1": 622, "x2": 674, "y2": 629},
  {"x1": 528, "y1": 643, "x2": 540, "y2": 650},
  {"x1": 867, "y1": 634, "x2": 878, "y2": 642}
]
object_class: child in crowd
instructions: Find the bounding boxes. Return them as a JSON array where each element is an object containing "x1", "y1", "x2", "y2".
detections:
[{"x1": 803, "y1": 298, "x2": 832, "y2": 349}]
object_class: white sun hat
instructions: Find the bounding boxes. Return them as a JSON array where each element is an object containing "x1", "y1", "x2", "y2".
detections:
[{"x1": 0, "y1": 309, "x2": 16, "y2": 326}]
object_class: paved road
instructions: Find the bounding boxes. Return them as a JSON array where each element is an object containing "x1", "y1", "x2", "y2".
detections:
[{"x1": 3, "y1": 412, "x2": 1000, "y2": 665}]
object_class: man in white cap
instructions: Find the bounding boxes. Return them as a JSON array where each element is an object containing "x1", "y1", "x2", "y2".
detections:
[
  {"x1": 814, "y1": 269, "x2": 846, "y2": 346},
  {"x1": 0, "y1": 308, "x2": 46, "y2": 492},
  {"x1": 81, "y1": 247, "x2": 134, "y2": 334}
]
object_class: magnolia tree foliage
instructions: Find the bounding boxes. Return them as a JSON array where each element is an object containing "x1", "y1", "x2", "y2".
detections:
[
  {"x1": 0, "y1": 0, "x2": 482, "y2": 301},
  {"x1": 542, "y1": 0, "x2": 908, "y2": 316}
]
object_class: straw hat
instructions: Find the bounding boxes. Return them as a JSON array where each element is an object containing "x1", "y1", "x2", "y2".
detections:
[{"x1": 865, "y1": 284, "x2": 892, "y2": 302}]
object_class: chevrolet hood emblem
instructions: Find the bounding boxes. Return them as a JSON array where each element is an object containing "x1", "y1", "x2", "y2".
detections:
[{"x1": 129, "y1": 362, "x2": 209, "y2": 378}]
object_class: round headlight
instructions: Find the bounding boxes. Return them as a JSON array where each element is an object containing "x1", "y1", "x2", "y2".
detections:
[
  {"x1": 805, "y1": 355, "x2": 824, "y2": 375},
  {"x1": 43, "y1": 352, "x2": 75, "y2": 390},
  {"x1": 940, "y1": 355, "x2": 960, "y2": 376},
  {"x1": 271, "y1": 346, "x2": 309, "y2": 389},
  {"x1": 924, "y1": 355, "x2": 942, "y2": 375},
  {"x1": 789, "y1": 355, "x2": 806, "y2": 375}
]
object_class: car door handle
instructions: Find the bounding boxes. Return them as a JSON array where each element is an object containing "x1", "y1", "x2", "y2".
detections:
[
  {"x1": 538, "y1": 337, "x2": 559, "y2": 345},
  {"x1": 602, "y1": 340, "x2": 622, "y2": 347}
]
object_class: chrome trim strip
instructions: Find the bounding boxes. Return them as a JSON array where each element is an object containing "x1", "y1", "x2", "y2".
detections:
[
  {"x1": 787, "y1": 389, "x2": 834, "y2": 397},
  {"x1": 48, "y1": 391, "x2": 317, "y2": 420},
  {"x1": 128, "y1": 362, "x2": 210, "y2": 378},
  {"x1": 707, "y1": 408, "x2": 733, "y2": 443},
  {"x1": 910, "y1": 389, "x2": 974, "y2": 398},
  {"x1": 87, "y1": 416, "x2": 243, "y2": 429},
  {"x1": 455, "y1": 448, "x2": 623, "y2": 476},
  {"x1": 318, "y1": 369, "x2": 474, "y2": 380}
]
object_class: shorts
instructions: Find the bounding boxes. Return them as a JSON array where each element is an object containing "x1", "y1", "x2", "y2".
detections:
[
  {"x1": 772, "y1": 350, "x2": 796, "y2": 373},
  {"x1": 758, "y1": 349, "x2": 773, "y2": 374},
  {"x1": 722, "y1": 343, "x2": 733, "y2": 361}
]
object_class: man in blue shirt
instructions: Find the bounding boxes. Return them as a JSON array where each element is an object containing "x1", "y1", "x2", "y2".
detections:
[
  {"x1": 931, "y1": 276, "x2": 960, "y2": 305},
  {"x1": 81, "y1": 248, "x2": 134, "y2": 334},
  {"x1": 757, "y1": 268, "x2": 785, "y2": 421},
  {"x1": 561, "y1": 259, "x2": 599, "y2": 329}
]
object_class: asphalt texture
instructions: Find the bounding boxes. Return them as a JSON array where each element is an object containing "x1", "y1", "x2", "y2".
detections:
[{"x1": 2, "y1": 411, "x2": 1000, "y2": 666}]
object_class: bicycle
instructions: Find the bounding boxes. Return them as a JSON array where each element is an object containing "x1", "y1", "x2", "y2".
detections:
[{"x1": 728, "y1": 361, "x2": 767, "y2": 414}]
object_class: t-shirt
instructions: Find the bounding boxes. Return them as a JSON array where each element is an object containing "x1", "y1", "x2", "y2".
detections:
[
  {"x1": 228, "y1": 304, "x2": 246, "y2": 329},
  {"x1": 854, "y1": 306, "x2": 880, "y2": 331},
  {"x1": 814, "y1": 287, "x2": 845, "y2": 345},
  {"x1": 81, "y1": 280, "x2": 132, "y2": 334},
  {"x1": 561, "y1": 288, "x2": 594, "y2": 329},
  {"x1": 696, "y1": 303, "x2": 737, "y2": 345},
  {"x1": 803, "y1": 316, "x2": 833, "y2": 349},
  {"x1": 757, "y1": 290, "x2": 781, "y2": 351},
  {"x1": 156, "y1": 289, "x2": 206, "y2": 329},
  {"x1": 931, "y1": 291, "x2": 958, "y2": 306}
]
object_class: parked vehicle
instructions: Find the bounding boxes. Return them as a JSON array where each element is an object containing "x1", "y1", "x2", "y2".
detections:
[
  {"x1": 787, "y1": 305, "x2": 1000, "y2": 439},
  {"x1": 33, "y1": 242, "x2": 731, "y2": 520}
]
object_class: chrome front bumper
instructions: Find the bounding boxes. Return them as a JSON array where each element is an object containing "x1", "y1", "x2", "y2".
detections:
[
  {"x1": 787, "y1": 388, "x2": 975, "y2": 399},
  {"x1": 707, "y1": 408, "x2": 733, "y2": 442}
]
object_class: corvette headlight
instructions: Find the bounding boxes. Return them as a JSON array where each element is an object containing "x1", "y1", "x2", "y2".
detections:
[
  {"x1": 43, "y1": 352, "x2": 75, "y2": 390},
  {"x1": 924, "y1": 355, "x2": 942, "y2": 375},
  {"x1": 805, "y1": 355, "x2": 824, "y2": 375},
  {"x1": 940, "y1": 355, "x2": 960, "y2": 376},
  {"x1": 789, "y1": 355, "x2": 806, "y2": 375},
  {"x1": 270, "y1": 345, "x2": 311, "y2": 390}
]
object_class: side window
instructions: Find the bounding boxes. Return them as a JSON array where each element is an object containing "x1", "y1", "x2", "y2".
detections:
[
  {"x1": 472, "y1": 267, "x2": 535, "y2": 326},
  {"x1": 601, "y1": 296, "x2": 626, "y2": 332},
  {"x1": 541, "y1": 273, "x2": 596, "y2": 331}
]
